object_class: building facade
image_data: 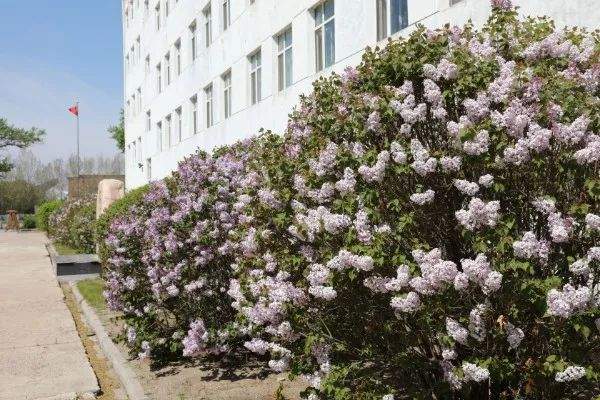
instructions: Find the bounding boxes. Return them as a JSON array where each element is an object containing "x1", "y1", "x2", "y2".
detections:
[{"x1": 122, "y1": 0, "x2": 598, "y2": 189}]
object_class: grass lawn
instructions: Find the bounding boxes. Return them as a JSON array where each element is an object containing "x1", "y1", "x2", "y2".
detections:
[
  {"x1": 77, "y1": 278, "x2": 106, "y2": 311},
  {"x1": 53, "y1": 242, "x2": 84, "y2": 255}
]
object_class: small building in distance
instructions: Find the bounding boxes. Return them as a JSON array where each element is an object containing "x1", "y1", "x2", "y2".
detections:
[{"x1": 68, "y1": 175, "x2": 125, "y2": 200}]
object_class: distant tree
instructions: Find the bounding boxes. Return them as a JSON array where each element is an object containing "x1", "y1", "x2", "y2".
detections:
[
  {"x1": 0, "y1": 118, "x2": 45, "y2": 176},
  {"x1": 108, "y1": 109, "x2": 125, "y2": 153}
]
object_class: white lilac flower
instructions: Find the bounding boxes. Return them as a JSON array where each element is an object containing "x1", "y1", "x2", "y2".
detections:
[
  {"x1": 390, "y1": 291, "x2": 422, "y2": 312},
  {"x1": 574, "y1": 137, "x2": 600, "y2": 164},
  {"x1": 569, "y1": 259, "x2": 590, "y2": 276},
  {"x1": 468, "y1": 304, "x2": 487, "y2": 342},
  {"x1": 385, "y1": 265, "x2": 411, "y2": 291},
  {"x1": 358, "y1": 150, "x2": 390, "y2": 183},
  {"x1": 463, "y1": 130, "x2": 490, "y2": 156},
  {"x1": 513, "y1": 231, "x2": 550, "y2": 264},
  {"x1": 410, "y1": 139, "x2": 438, "y2": 176},
  {"x1": 308, "y1": 285, "x2": 337, "y2": 301},
  {"x1": 410, "y1": 190, "x2": 435, "y2": 205},
  {"x1": 335, "y1": 167, "x2": 357, "y2": 195},
  {"x1": 478, "y1": 174, "x2": 494, "y2": 188},
  {"x1": 483, "y1": 271, "x2": 503, "y2": 294},
  {"x1": 462, "y1": 362, "x2": 490, "y2": 382},
  {"x1": 440, "y1": 156, "x2": 462, "y2": 172},
  {"x1": 244, "y1": 338, "x2": 271, "y2": 355},
  {"x1": 382, "y1": 395, "x2": 395, "y2": 400},
  {"x1": 506, "y1": 322, "x2": 524, "y2": 349},
  {"x1": 442, "y1": 348, "x2": 457, "y2": 360},
  {"x1": 455, "y1": 198, "x2": 500, "y2": 231},
  {"x1": 547, "y1": 212, "x2": 574, "y2": 243},
  {"x1": 354, "y1": 209, "x2": 373, "y2": 244},
  {"x1": 547, "y1": 284, "x2": 591, "y2": 318},
  {"x1": 390, "y1": 141, "x2": 407, "y2": 164},
  {"x1": 588, "y1": 247, "x2": 600, "y2": 261},
  {"x1": 454, "y1": 179, "x2": 480, "y2": 196},
  {"x1": 532, "y1": 197, "x2": 556, "y2": 215},
  {"x1": 585, "y1": 213, "x2": 600, "y2": 231},
  {"x1": 453, "y1": 272, "x2": 470, "y2": 291},
  {"x1": 446, "y1": 318, "x2": 469, "y2": 345},
  {"x1": 555, "y1": 365, "x2": 586, "y2": 382}
]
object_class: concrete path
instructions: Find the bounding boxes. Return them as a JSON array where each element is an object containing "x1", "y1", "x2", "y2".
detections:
[{"x1": 0, "y1": 231, "x2": 98, "y2": 399}]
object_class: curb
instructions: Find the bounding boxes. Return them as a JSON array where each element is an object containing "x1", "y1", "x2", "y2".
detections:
[{"x1": 69, "y1": 282, "x2": 149, "y2": 400}]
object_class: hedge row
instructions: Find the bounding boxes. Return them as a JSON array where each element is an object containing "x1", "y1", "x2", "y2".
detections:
[
  {"x1": 48, "y1": 196, "x2": 96, "y2": 253},
  {"x1": 102, "y1": 3, "x2": 599, "y2": 399}
]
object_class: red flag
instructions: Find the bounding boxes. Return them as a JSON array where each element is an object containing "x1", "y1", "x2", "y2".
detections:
[{"x1": 68, "y1": 104, "x2": 79, "y2": 116}]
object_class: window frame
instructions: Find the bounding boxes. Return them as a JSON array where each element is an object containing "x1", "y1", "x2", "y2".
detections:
[
  {"x1": 204, "y1": 84, "x2": 214, "y2": 128},
  {"x1": 222, "y1": 0, "x2": 231, "y2": 31},
  {"x1": 174, "y1": 39, "x2": 182, "y2": 76},
  {"x1": 175, "y1": 106, "x2": 182, "y2": 142},
  {"x1": 249, "y1": 50, "x2": 262, "y2": 105},
  {"x1": 222, "y1": 71, "x2": 232, "y2": 119},
  {"x1": 190, "y1": 95, "x2": 198, "y2": 134},
  {"x1": 277, "y1": 28, "x2": 293, "y2": 91},
  {"x1": 203, "y1": 5, "x2": 212, "y2": 47},
  {"x1": 314, "y1": 0, "x2": 335, "y2": 72},
  {"x1": 189, "y1": 21, "x2": 197, "y2": 61},
  {"x1": 376, "y1": 0, "x2": 409, "y2": 40}
]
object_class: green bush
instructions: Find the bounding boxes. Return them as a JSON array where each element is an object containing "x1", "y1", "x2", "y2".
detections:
[
  {"x1": 95, "y1": 185, "x2": 149, "y2": 264},
  {"x1": 35, "y1": 199, "x2": 63, "y2": 233},
  {"x1": 21, "y1": 214, "x2": 37, "y2": 229}
]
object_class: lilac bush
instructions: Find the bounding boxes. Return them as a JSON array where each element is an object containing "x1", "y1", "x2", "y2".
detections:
[
  {"x1": 48, "y1": 196, "x2": 96, "y2": 253},
  {"x1": 230, "y1": 3, "x2": 599, "y2": 399},
  {"x1": 103, "y1": 2, "x2": 599, "y2": 398}
]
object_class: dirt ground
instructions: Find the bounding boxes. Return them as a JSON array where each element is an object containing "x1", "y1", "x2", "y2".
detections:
[
  {"x1": 95, "y1": 307, "x2": 306, "y2": 400},
  {"x1": 61, "y1": 283, "x2": 126, "y2": 400}
]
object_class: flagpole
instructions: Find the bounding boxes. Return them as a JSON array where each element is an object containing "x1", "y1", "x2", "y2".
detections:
[{"x1": 76, "y1": 101, "x2": 80, "y2": 178}]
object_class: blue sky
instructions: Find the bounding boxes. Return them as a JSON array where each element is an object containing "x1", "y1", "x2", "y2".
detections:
[{"x1": 0, "y1": 1, "x2": 124, "y2": 161}]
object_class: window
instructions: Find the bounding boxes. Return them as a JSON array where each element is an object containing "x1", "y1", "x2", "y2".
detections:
[
  {"x1": 377, "y1": 0, "x2": 408, "y2": 40},
  {"x1": 174, "y1": 39, "x2": 181, "y2": 76},
  {"x1": 222, "y1": 0, "x2": 231, "y2": 31},
  {"x1": 146, "y1": 111, "x2": 152, "y2": 131},
  {"x1": 204, "y1": 84, "x2": 213, "y2": 128},
  {"x1": 450, "y1": 0, "x2": 463, "y2": 4},
  {"x1": 144, "y1": 0, "x2": 149, "y2": 18},
  {"x1": 137, "y1": 137, "x2": 143, "y2": 164},
  {"x1": 203, "y1": 6, "x2": 212, "y2": 47},
  {"x1": 146, "y1": 158, "x2": 152, "y2": 181},
  {"x1": 164, "y1": 114, "x2": 172, "y2": 149},
  {"x1": 136, "y1": 36, "x2": 141, "y2": 62},
  {"x1": 165, "y1": 52, "x2": 171, "y2": 85},
  {"x1": 190, "y1": 95, "x2": 198, "y2": 134},
  {"x1": 190, "y1": 21, "x2": 197, "y2": 61},
  {"x1": 249, "y1": 51, "x2": 261, "y2": 104},
  {"x1": 156, "y1": 121, "x2": 162, "y2": 152},
  {"x1": 156, "y1": 63, "x2": 162, "y2": 93},
  {"x1": 277, "y1": 28, "x2": 293, "y2": 91},
  {"x1": 175, "y1": 107, "x2": 182, "y2": 142},
  {"x1": 137, "y1": 87, "x2": 142, "y2": 112},
  {"x1": 165, "y1": 0, "x2": 169, "y2": 17},
  {"x1": 222, "y1": 71, "x2": 232, "y2": 119},
  {"x1": 145, "y1": 55, "x2": 150, "y2": 76},
  {"x1": 155, "y1": 3, "x2": 161, "y2": 30},
  {"x1": 314, "y1": 0, "x2": 335, "y2": 72},
  {"x1": 125, "y1": 55, "x2": 130, "y2": 73}
]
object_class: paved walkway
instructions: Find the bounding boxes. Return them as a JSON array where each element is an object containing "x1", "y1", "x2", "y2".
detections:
[{"x1": 0, "y1": 231, "x2": 98, "y2": 399}]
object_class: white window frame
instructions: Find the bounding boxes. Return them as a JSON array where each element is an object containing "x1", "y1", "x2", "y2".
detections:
[
  {"x1": 314, "y1": 0, "x2": 335, "y2": 72},
  {"x1": 156, "y1": 63, "x2": 162, "y2": 93},
  {"x1": 164, "y1": 52, "x2": 171, "y2": 86},
  {"x1": 156, "y1": 121, "x2": 162, "y2": 152},
  {"x1": 175, "y1": 107, "x2": 182, "y2": 142},
  {"x1": 190, "y1": 21, "x2": 197, "y2": 61},
  {"x1": 376, "y1": 0, "x2": 409, "y2": 41},
  {"x1": 222, "y1": 71, "x2": 232, "y2": 119},
  {"x1": 155, "y1": 3, "x2": 161, "y2": 30},
  {"x1": 146, "y1": 110, "x2": 151, "y2": 132},
  {"x1": 249, "y1": 50, "x2": 261, "y2": 105},
  {"x1": 174, "y1": 39, "x2": 181, "y2": 76},
  {"x1": 203, "y1": 6, "x2": 212, "y2": 47},
  {"x1": 222, "y1": 0, "x2": 231, "y2": 31},
  {"x1": 190, "y1": 95, "x2": 198, "y2": 134},
  {"x1": 277, "y1": 28, "x2": 293, "y2": 91},
  {"x1": 204, "y1": 84, "x2": 213, "y2": 128},
  {"x1": 164, "y1": 114, "x2": 172, "y2": 149}
]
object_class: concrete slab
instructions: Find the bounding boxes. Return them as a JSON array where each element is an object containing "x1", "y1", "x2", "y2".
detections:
[{"x1": 0, "y1": 231, "x2": 99, "y2": 400}]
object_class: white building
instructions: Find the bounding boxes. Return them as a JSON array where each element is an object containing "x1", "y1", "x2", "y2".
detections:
[{"x1": 122, "y1": 0, "x2": 598, "y2": 189}]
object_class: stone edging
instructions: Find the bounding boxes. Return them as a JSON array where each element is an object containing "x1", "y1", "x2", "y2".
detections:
[{"x1": 69, "y1": 282, "x2": 149, "y2": 400}]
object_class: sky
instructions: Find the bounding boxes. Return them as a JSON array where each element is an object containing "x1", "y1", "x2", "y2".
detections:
[{"x1": 0, "y1": 1, "x2": 124, "y2": 162}]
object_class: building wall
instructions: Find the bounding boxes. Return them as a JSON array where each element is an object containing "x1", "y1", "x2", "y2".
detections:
[
  {"x1": 122, "y1": 0, "x2": 600, "y2": 189},
  {"x1": 68, "y1": 175, "x2": 125, "y2": 200}
]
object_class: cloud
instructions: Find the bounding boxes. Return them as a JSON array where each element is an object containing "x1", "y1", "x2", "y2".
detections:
[{"x1": 0, "y1": 56, "x2": 122, "y2": 163}]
